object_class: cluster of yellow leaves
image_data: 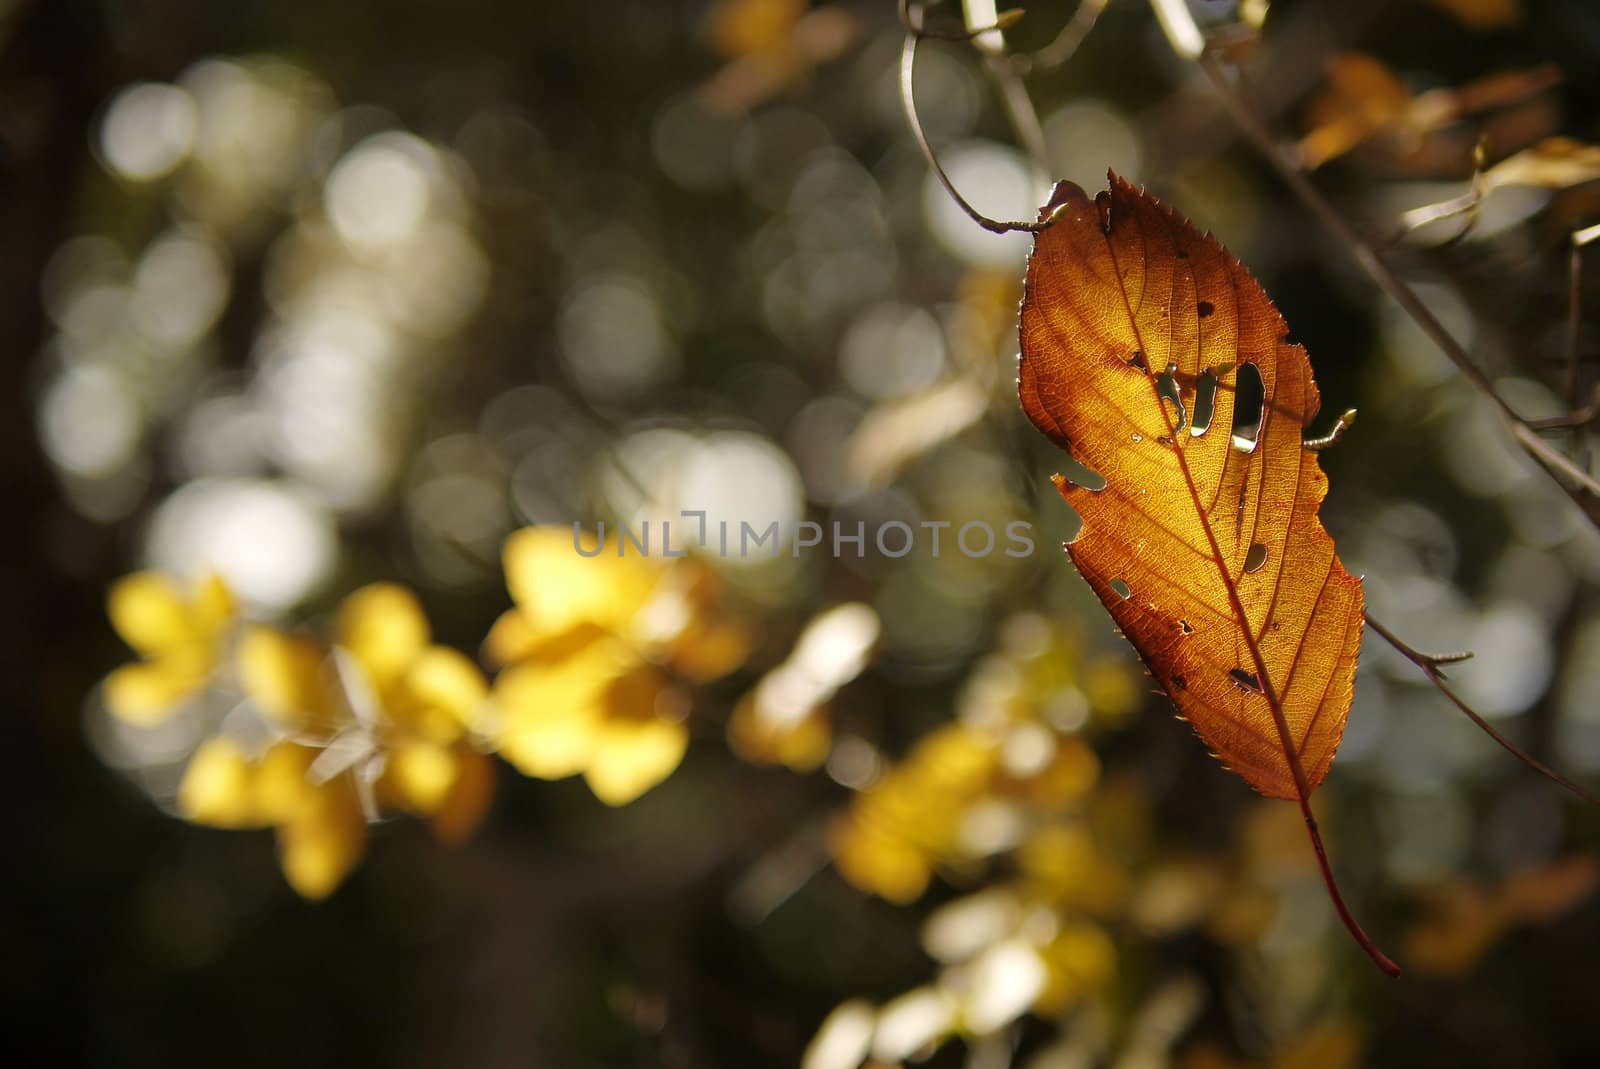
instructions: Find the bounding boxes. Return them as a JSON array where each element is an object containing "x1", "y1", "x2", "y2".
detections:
[
  {"x1": 103, "y1": 572, "x2": 237, "y2": 726},
  {"x1": 168, "y1": 580, "x2": 492, "y2": 898},
  {"x1": 485, "y1": 525, "x2": 751, "y2": 805},
  {"x1": 811, "y1": 611, "x2": 1365, "y2": 1065},
  {"x1": 830, "y1": 614, "x2": 1136, "y2": 905},
  {"x1": 104, "y1": 524, "x2": 754, "y2": 897},
  {"x1": 813, "y1": 616, "x2": 1141, "y2": 1059}
]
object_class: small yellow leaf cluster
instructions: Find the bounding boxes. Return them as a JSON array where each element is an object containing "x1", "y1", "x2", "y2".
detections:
[
  {"x1": 104, "y1": 572, "x2": 494, "y2": 899},
  {"x1": 814, "y1": 615, "x2": 1295, "y2": 1062},
  {"x1": 829, "y1": 614, "x2": 1131, "y2": 906},
  {"x1": 485, "y1": 526, "x2": 751, "y2": 806}
]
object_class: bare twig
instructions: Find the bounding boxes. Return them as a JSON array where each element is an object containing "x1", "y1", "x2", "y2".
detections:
[
  {"x1": 1364, "y1": 612, "x2": 1600, "y2": 809},
  {"x1": 1565, "y1": 224, "x2": 1600, "y2": 457},
  {"x1": 1526, "y1": 385, "x2": 1600, "y2": 431},
  {"x1": 1011, "y1": 0, "x2": 1109, "y2": 75}
]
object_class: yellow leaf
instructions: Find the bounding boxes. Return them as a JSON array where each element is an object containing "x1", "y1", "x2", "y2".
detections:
[
  {"x1": 491, "y1": 641, "x2": 634, "y2": 779},
  {"x1": 178, "y1": 738, "x2": 261, "y2": 828},
  {"x1": 1036, "y1": 921, "x2": 1116, "y2": 1012},
  {"x1": 103, "y1": 656, "x2": 208, "y2": 725},
  {"x1": 1298, "y1": 53, "x2": 1411, "y2": 169},
  {"x1": 336, "y1": 582, "x2": 429, "y2": 690},
  {"x1": 108, "y1": 571, "x2": 197, "y2": 655},
  {"x1": 383, "y1": 740, "x2": 460, "y2": 815},
  {"x1": 727, "y1": 692, "x2": 832, "y2": 772},
  {"x1": 829, "y1": 814, "x2": 934, "y2": 904},
  {"x1": 401, "y1": 646, "x2": 488, "y2": 741},
  {"x1": 277, "y1": 776, "x2": 365, "y2": 900},
  {"x1": 705, "y1": 0, "x2": 806, "y2": 58},
  {"x1": 191, "y1": 572, "x2": 237, "y2": 635},
  {"x1": 482, "y1": 607, "x2": 543, "y2": 666},
  {"x1": 584, "y1": 705, "x2": 689, "y2": 805},
  {"x1": 502, "y1": 525, "x2": 662, "y2": 644},
  {"x1": 254, "y1": 742, "x2": 317, "y2": 825},
  {"x1": 237, "y1": 626, "x2": 330, "y2": 730}
]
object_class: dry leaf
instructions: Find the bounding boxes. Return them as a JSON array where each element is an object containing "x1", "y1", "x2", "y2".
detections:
[
  {"x1": 1481, "y1": 136, "x2": 1600, "y2": 192},
  {"x1": 1298, "y1": 53, "x2": 1561, "y2": 170},
  {"x1": 1018, "y1": 174, "x2": 1390, "y2": 973}
]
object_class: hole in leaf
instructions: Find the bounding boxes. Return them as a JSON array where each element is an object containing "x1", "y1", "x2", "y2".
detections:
[
  {"x1": 1229, "y1": 667, "x2": 1262, "y2": 694},
  {"x1": 1244, "y1": 542, "x2": 1267, "y2": 573},
  {"x1": 1230, "y1": 363, "x2": 1265, "y2": 452},
  {"x1": 1172, "y1": 673, "x2": 1187, "y2": 691},
  {"x1": 1197, "y1": 300, "x2": 1214, "y2": 318},
  {"x1": 1156, "y1": 364, "x2": 1187, "y2": 433},
  {"x1": 1056, "y1": 455, "x2": 1106, "y2": 492},
  {"x1": 1190, "y1": 369, "x2": 1218, "y2": 436},
  {"x1": 1109, "y1": 578, "x2": 1132, "y2": 600},
  {"x1": 1179, "y1": 619, "x2": 1193, "y2": 634},
  {"x1": 1128, "y1": 350, "x2": 1148, "y2": 370}
]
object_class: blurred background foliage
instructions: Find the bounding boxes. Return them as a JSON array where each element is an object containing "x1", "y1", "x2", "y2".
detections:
[{"x1": 9, "y1": 0, "x2": 1600, "y2": 1066}]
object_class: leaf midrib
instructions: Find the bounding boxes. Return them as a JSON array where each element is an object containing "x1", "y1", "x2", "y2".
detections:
[{"x1": 1099, "y1": 208, "x2": 1316, "y2": 804}]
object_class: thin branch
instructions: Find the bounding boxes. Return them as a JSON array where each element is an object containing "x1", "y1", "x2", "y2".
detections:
[
  {"x1": 986, "y1": 52, "x2": 1051, "y2": 172},
  {"x1": 1011, "y1": 0, "x2": 1108, "y2": 75},
  {"x1": 899, "y1": 2, "x2": 1062, "y2": 236},
  {"x1": 1566, "y1": 225, "x2": 1600, "y2": 457},
  {"x1": 1568, "y1": 238, "x2": 1584, "y2": 458},
  {"x1": 1526, "y1": 385, "x2": 1600, "y2": 431},
  {"x1": 1196, "y1": 50, "x2": 1600, "y2": 526},
  {"x1": 1364, "y1": 611, "x2": 1600, "y2": 809}
]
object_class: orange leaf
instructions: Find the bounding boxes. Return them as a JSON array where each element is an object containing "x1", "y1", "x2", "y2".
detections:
[{"x1": 1018, "y1": 174, "x2": 1393, "y2": 975}]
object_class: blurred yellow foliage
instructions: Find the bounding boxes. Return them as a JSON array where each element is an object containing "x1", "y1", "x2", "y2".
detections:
[
  {"x1": 729, "y1": 602, "x2": 878, "y2": 772},
  {"x1": 104, "y1": 571, "x2": 235, "y2": 725},
  {"x1": 488, "y1": 525, "x2": 751, "y2": 805},
  {"x1": 145, "y1": 577, "x2": 494, "y2": 898}
]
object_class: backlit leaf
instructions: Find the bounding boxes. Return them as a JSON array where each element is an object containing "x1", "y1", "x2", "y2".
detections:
[{"x1": 1018, "y1": 174, "x2": 1391, "y2": 972}]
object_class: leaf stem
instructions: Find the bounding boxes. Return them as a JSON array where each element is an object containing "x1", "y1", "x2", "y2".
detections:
[
  {"x1": 898, "y1": 2, "x2": 1060, "y2": 236},
  {"x1": 1297, "y1": 793, "x2": 1401, "y2": 977}
]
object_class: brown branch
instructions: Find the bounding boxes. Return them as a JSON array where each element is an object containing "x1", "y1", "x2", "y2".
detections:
[
  {"x1": 1194, "y1": 50, "x2": 1600, "y2": 525},
  {"x1": 1364, "y1": 612, "x2": 1600, "y2": 809}
]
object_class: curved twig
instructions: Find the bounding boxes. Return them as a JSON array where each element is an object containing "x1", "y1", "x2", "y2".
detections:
[{"x1": 899, "y1": 2, "x2": 1061, "y2": 236}]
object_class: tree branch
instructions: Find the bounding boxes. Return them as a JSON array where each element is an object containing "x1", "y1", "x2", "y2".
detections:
[{"x1": 1364, "y1": 612, "x2": 1600, "y2": 809}]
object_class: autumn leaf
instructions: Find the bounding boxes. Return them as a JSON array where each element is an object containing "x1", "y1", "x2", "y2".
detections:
[
  {"x1": 1018, "y1": 174, "x2": 1396, "y2": 975},
  {"x1": 1297, "y1": 52, "x2": 1560, "y2": 171}
]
